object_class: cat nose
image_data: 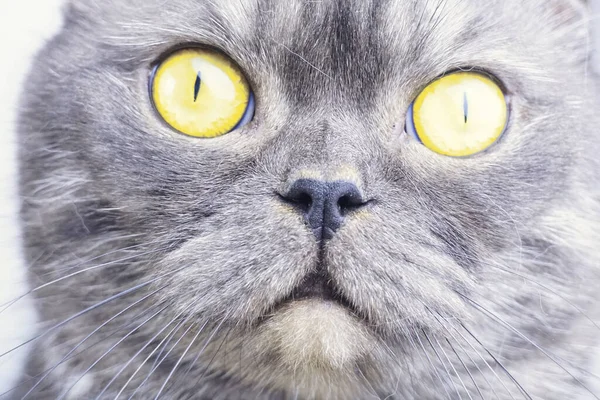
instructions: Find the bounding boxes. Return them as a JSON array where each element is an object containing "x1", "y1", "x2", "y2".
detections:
[{"x1": 281, "y1": 179, "x2": 367, "y2": 240}]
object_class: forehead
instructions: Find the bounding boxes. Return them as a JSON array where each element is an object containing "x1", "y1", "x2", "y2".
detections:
[
  {"x1": 80, "y1": 0, "x2": 524, "y2": 71},
  {"x1": 70, "y1": 0, "x2": 558, "y2": 111}
]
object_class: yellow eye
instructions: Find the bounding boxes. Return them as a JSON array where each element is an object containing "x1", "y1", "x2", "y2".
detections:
[
  {"x1": 406, "y1": 72, "x2": 508, "y2": 157},
  {"x1": 151, "y1": 48, "x2": 254, "y2": 138}
]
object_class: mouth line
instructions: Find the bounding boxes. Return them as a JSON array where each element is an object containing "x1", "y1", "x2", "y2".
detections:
[
  {"x1": 284, "y1": 277, "x2": 358, "y2": 313},
  {"x1": 260, "y1": 253, "x2": 365, "y2": 324},
  {"x1": 263, "y1": 285, "x2": 364, "y2": 324}
]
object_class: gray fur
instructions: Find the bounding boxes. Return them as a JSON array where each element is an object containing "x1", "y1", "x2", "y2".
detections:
[{"x1": 10, "y1": 0, "x2": 600, "y2": 398}]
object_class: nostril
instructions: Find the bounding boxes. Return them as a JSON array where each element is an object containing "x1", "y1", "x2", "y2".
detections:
[
  {"x1": 278, "y1": 184, "x2": 314, "y2": 214},
  {"x1": 333, "y1": 181, "x2": 366, "y2": 217},
  {"x1": 286, "y1": 192, "x2": 312, "y2": 213},
  {"x1": 337, "y1": 194, "x2": 365, "y2": 216},
  {"x1": 296, "y1": 193, "x2": 312, "y2": 207},
  {"x1": 279, "y1": 179, "x2": 368, "y2": 240}
]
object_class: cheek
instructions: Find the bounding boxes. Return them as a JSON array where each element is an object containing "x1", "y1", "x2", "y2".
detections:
[
  {"x1": 326, "y1": 207, "x2": 474, "y2": 330},
  {"x1": 153, "y1": 200, "x2": 318, "y2": 321},
  {"x1": 394, "y1": 153, "x2": 555, "y2": 253}
]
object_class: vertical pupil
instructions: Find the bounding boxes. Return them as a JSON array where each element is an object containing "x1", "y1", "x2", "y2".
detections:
[
  {"x1": 463, "y1": 91, "x2": 468, "y2": 124},
  {"x1": 193, "y1": 71, "x2": 202, "y2": 102}
]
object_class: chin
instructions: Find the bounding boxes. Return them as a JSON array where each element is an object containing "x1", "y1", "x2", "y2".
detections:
[{"x1": 221, "y1": 299, "x2": 385, "y2": 399}]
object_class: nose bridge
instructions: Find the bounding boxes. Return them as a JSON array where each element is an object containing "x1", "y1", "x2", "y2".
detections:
[
  {"x1": 284, "y1": 165, "x2": 364, "y2": 194},
  {"x1": 289, "y1": 119, "x2": 341, "y2": 167},
  {"x1": 278, "y1": 113, "x2": 369, "y2": 188}
]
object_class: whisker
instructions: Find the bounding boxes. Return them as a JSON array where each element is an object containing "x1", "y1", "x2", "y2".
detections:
[
  {"x1": 420, "y1": 305, "x2": 478, "y2": 400},
  {"x1": 414, "y1": 0, "x2": 433, "y2": 34},
  {"x1": 453, "y1": 248, "x2": 600, "y2": 340},
  {"x1": 0, "y1": 301, "x2": 167, "y2": 399},
  {"x1": 433, "y1": 334, "x2": 472, "y2": 400},
  {"x1": 21, "y1": 286, "x2": 166, "y2": 399},
  {"x1": 56, "y1": 303, "x2": 171, "y2": 400},
  {"x1": 459, "y1": 293, "x2": 599, "y2": 399},
  {"x1": 269, "y1": 39, "x2": 332, "y2": 79},
  {"x1": 446, "y1": 338, "x2": 484, "y2": 400},
  {"x1": 493, "y1": 265, "x2": 600, "y2": 333},
  {"x1": 432, "y1": 312, "x2": 500, "y2": 400},
  {"x1": 47, "y1": 235, "x2": 175, "y2": 276},
  {"x1": 443, "y1": 248, "x2": 600, "y2": 385},
  {"x1": 186, "y1": 326, "x2": 232, "y2": 386},
  {"x1": 127, "y1": 317, "x2": 191, "y2": 398},
  {"x1": 412, "y1": 327, "x2": 453, "y2": 399},
  {"x1": 488, "y1": 266, "x2": 600, "y2": 382},
  {"x1": 148, "y1": 314, "x2": 191, "y2": 373},
  {"x1": 357, "y1": 366, "x2": 380, "y2": 399},
  {"x1": 1, "y1": 262, "x2": 189, "y2": 363},
  {"x1": 380, "y1": 338, "x2": 423, "y2": 396},
  {"x1": 95, "y1": 303, "x2": 196, "y2": 400},
  {"x1": 132, "y1": 316, "x2": 203, "y2": 400},
  {"x1": 153, "y1": 322, "x2": 206, "y2": 399},
  {"x1": 183, "y1": 313, "x2": 230, "y2": 378},
  {"x1": 128, "y1": 319, "x2": 210, "y2": 400},
  {"x1": 417, "y1": 0, "x2": 451, "y2": 49},
  {"x1": 436, "y1": 314, "x2": 517, "y2": 400},
  {"x1": 459, "y1": 321, "x2": 532, "y2": 400},
  {"x1": 400, "y1": 328, "x2": 439, "y2": 393},
  {"x1": 422, "y1": 329, "x2": 463, "y2": 400},
  {"x1": 0, "y1": 245, "x2": 171, "y2": 316},
  {"x1": 9, "y1": 233, "x2": 158, "y2": 287},
  {"x1": 0, "y1": 280, "x2": 156, "y2": 360}
]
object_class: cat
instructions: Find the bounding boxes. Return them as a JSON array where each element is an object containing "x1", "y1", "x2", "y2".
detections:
[{"x1": 5, "y1": 0, "x2": 600, "y2": 398}]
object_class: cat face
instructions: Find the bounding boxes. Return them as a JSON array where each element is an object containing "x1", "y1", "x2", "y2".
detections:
[{"x1": 18, "y1": 0, "x2": 600, "y2": 398}]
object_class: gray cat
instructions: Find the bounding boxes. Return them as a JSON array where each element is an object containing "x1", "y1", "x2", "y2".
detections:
[{"x1": 6, "y1": 0, "x2": 600, "y2": 398}]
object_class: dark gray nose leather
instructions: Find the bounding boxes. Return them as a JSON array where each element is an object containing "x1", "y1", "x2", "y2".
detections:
[{"x1": 282, "y1": 179, "x2": 366, "y2": 240}]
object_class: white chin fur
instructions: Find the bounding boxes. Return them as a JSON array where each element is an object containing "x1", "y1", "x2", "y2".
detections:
[{"x1": 261, "y1": 299, "x2": 373, "y2": 372}]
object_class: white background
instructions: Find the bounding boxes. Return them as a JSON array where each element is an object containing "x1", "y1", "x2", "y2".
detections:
[{"x1": 0, "y1": 0, "x2": 599, "y2": 395}]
